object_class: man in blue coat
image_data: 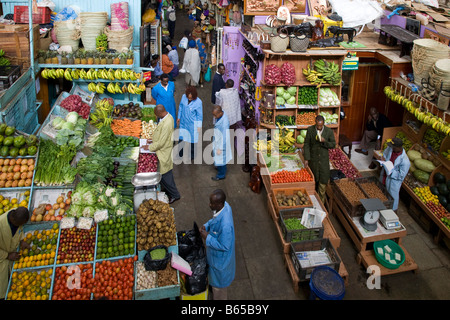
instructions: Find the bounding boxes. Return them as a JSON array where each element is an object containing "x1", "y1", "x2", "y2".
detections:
[
  {"x1": 200, "y1": 189, "x2": 236, "y2": 300},
  {"x1": 151, "y1": 74, "x2": 177, "y2": 127},
  {"x1": 380, "y1": 137, "x2": 410, "y2": 211},
  {"x1": 212, "y1": 105, "x2": 232, "y2": 181}
]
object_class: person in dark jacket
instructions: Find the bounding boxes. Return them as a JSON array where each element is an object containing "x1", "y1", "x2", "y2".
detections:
[
  {"x1": 303, "y1": 115, "x2": 336, "y2": 203},
  {"x1": 355, "y1": 107, "x2": 392, "y2": 156},
  {"x1": 211, "y1": 64, "x2": 225, "y2": 104}
]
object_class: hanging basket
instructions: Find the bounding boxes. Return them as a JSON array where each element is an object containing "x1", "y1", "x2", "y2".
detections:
[
  {"x1": 429, "y1": 58, "x2": 450, "y2": 96},
  {"x1": 104, "y1": 26, "x2": 134, "y2": 52}
]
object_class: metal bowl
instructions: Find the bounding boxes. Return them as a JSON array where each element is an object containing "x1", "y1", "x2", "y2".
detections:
[{"x1": 131, "y1": 172, "x2": 161, "y2": 187}]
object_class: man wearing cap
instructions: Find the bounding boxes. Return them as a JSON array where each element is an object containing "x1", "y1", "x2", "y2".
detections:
[{"x1": 379, "y1": 137, "x2": 410, "y2": 211}]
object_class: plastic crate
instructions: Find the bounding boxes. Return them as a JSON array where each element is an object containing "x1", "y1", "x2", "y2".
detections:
[
  {"x1": 5, "y1": 265, "x2": 55, "y2": 300},
  {"x1": 14, "y1": 6, "x2": 52, "y2": 24},
  {"x1": 0, "y1": 188, "x2": 32, "y2": 212},
  {"x1": 279, "y1": 207, "x2": 324, "y2": 243},
  {"x1": 355, "y1": 176, "x2": 394, "y2": 210},
  {"x1": 0, "y1": 65, "x2": 21, "y2": 91},
  {"x1": 290, "y1": 238, "x2": 341, "y2": 281},
  {"x1": 29, "y1": 187, "x2": 73, "y2": 223}
]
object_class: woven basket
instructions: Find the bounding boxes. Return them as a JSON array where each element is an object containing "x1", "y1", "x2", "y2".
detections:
[
  {"x1": 54, "y1": 19, "x2": 81, "y2": 51},
  {"x1": 411, "y1": 39, "x2": 450, "y2": 86},
  {"x1": 104, "y1": 26, "x2": 134, "y2": 52},
  {"x1": 270, "y1": 28, "x2": 289, "y2": 53},
  {"x1": 289, "y1": 33, "x2": 309, "y2": 52},
  {"x1": 80, "y1": 12, "x2": 108, "y2": 51},
  {"x1": 429, "y1": 58, "x2": 450, "y2": 96}
]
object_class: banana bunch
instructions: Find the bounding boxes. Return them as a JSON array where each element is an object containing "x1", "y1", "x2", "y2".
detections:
[
  {"x1": 107, "y1": 82, "x2": 124, "y2": 94},
  {"x1": 90, "y1": 99, "x2": 114, "y2": 129},
  {"x1": 87, "y1": 82, "x2": 106, "y2": 94},
  {"x1": 384, "y1": 85, "x2": 450, "y2": 136},
  {"x1": 314, "y1": 59, "x2": 341, "y2": 86},
  {"x1": 302, "y1": 64, "x2": 325, "y2": 87},
  {"x1": 126, "y1": 83, "x2": 146, "y2": 95},
  {"x1": 253, "y1": 139, "x2": 277, "y2": 155},
  {"x1": 41, "y1": 68, "x2": 65, "y2": 79},
  {"x1": 276, "y1": 124, "x2": 296, "y2": 153},
  {"x1": 64, "y1": 68, "x2": 73, "y2": 81}
]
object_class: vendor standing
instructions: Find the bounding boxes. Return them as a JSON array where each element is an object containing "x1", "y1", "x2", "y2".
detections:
[
  {"x1": 0, "y1": 207, "x2": 30, "y2": 299},
  {"x1": 303, "y1": 115, "x2": 336, "y2": 203},
  {"x1": 145, "y1": 104, "x2": 181, "y2": 205},
  {"x1": 380, "y1": 137, "x2": 410, "y2": 211}
]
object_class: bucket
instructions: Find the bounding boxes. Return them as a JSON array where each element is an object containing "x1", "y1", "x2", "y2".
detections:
[
  {"x1": 411, "y1": 39, "x2": 450, "y2": 87},
  {"x1": 309, "y1": 266, "x2": 345, "y2": 300}
]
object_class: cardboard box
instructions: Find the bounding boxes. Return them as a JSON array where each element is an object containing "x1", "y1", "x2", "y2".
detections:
[{"x1": 39, "y1": 29, "x2": 53, "y2": 51}]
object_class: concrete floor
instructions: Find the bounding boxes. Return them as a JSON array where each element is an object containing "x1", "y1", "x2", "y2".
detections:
[{"x1": 168, "y1": 10, "x2": 450, "y2": 300}]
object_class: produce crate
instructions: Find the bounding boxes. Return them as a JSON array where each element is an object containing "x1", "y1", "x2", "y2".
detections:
[
  {"x1": 29, "y1": 188, "x2": 73, "y2": 223},
  {"x1": 0, "y1": 157, "x2": 37, "y2": 191},
  {"x1": 355, "y1": 176, "x2": 394, "y2": 210},
  {"x1": 279, "y1": 207, "x2": 324, "y2": 243},
  {"x1": 331, "y1": 178, "x2": 366, "y2": 217},
  {"x1": 14, "y1": 6, "x2": 52, "y2": 24},
  {"x1": 134, "y1": 260, "x2": 180, "y2": 300},
  {"x1": 289, "y1": 238, "x2": 341, "y2": 281},
  {"x1": 0, "y1": 65, "x2": 21, "y2": 91},
  {"x1": 0, "y1": 188, "x2": 32, "y2": 213},
  {"x1": 5, "y1": 265, "x2": 55, "y2": 300},
  {"x1": 272, "y1": 187, "x2": 313, "y2": 212},
  {"x1": 0, "y1": 24, "x2": 39, "y2": 70},
  {"x1": 70, "y1": 84, "x2": 99, "y2": 108}
]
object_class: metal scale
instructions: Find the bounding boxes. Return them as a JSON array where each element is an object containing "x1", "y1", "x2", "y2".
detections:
[
  {"x1": 359, "y1": 198, "x2": 401, "y2": 231},
  {"x1": 131, "y1": 172, "x2": 161, "y2": 212}
]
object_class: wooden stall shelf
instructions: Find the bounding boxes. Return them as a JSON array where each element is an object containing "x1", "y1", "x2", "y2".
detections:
[{"x1": 0, "y1": 24, "x2": 39, "y2": 71}]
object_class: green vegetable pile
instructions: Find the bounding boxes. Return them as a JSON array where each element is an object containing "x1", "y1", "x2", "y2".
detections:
[
  {"x1": 284, "y1": 217, "x2": 310, "y2": 242},
  {"x1": 53, "y1": 112, "x2": 88, "y2": 150},
  {"x1": 76, "y1": 153, "x2": 115, "y2": 184},
  {"x1": 150, "y1": 248, "x2": 167, "y2": 260},
  {"x1": 275, "y1": 86, "x2": 297, "y2": 106},
  {"x1": 86, "y1": 125, "x2": 139, "y2": 157},
  {"x1": 275, "y1": 115, "x2": 296, "y2": 126},
  {"x1": 141, "y1": 107, "x2": 157, "y2": 122},
  {"x1": 34, "y1": 139, "x2": 77, "y2": 186},
  {"x1": 0, "y1": 49, "x2": 10, "y2": 66},
  {"x1": 0, "y1": 124, "x2": 38, "y2": 157},
  {"x1": 96, "y1": 215, "x2": 136, "y2": 259},
  {"x1": 298, "y1": 86, "x2": 318, "y2": 105},
  {"x1": 423, "y1": 128, "x2": 445, "y2": 153}
]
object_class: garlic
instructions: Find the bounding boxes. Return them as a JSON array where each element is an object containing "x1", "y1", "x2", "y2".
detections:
[{"x1": 141, "y1": 120, "x2": 157, "y2": 140}]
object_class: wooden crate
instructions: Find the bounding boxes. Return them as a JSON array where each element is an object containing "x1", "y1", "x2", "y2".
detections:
[
  {"x1": 272, "y1": 187, "x2": 313, "y2": 212},
  {"x1": 0, "y1": 24, "x2": 39, "y2": 70},
  {"x1": 331, "y1": 178, "x2": 366, "y2": 217}
]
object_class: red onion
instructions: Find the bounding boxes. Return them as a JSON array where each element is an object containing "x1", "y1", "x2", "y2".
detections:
[
  {"x1": 281, "y1": 62, "x2": 296, "y2": 86},
  {"x1": 264, "y1": 64, "x2": 282, "y2": 85},
  {"x1": 138, "y1": 153, "x2": 158, "y2": 173},
  {"x1": 329, "y1": 148, "x2": 362, "y2": 179}
]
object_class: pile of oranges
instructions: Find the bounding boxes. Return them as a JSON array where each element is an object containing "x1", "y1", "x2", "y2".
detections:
[
  {"x1": 6, "y1": 268, "x2": 53, "y2": 300},
  {"x1": 413, "y1": 186, "x2": 439, "y2": 205},
  {"x1": 14, "y1": 223, "x2": 59, "y2": 269}
]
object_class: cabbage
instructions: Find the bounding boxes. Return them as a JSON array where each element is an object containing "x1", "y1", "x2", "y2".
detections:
[
  {"x1": 82, "y1": 190, "x2": 96, "y2": 206},
  {"x1": 297, "y1": 135, "x2": 305, "y2": 144},
  {"x1": 114, "y1": 203, "x2": 129, "y2": 216},
  {"x1": 97, "y1": 194, "x2": 109, "y2": 207},
  {"x1": 61, "y1": 121, "x2": 75, "y2": 131},
  {"x1": 82, "y1": 206, "x2": 95, "y2": 218},
  {"x1": 71, "y1": 191, "x2": 83, "y2": 205},
  {"x1": 287, "y1": 96, "x2": 296, "y2": 105},
  {"x1": 287, "y1": 86, "x2": 297, "y2": 96},
  {"x1": 66, "y1": 204, "x2": 83, "y2": 218},
  {"x1": 52, "y1": 117, "x2": 65, "y2": 129},
  {"x1": 276, "y1": 97, "x2": 285, "y2": 105},
  {"x1": 104, "y1": 187, "x2": 116, "y2": 197},
  {"x1": 276, "y1": 87, "x2": 285, "y2": 96},
  {"x1": 300, "y1": 130, "x2": 307, "y2": 138},
  {"x1": 283, "y1": 92, "x2": 292, "y2": 101},
  {"x1": 65, "y1": 111, "x2": 79, "y2": 125},
  {"x1": 109, "y1": 193, "x2": 121, "y2": 207}
]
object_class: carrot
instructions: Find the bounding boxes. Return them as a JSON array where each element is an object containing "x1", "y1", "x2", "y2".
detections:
[{"x1": 110, "y1": 119, "x2": 142, "y2": 138}]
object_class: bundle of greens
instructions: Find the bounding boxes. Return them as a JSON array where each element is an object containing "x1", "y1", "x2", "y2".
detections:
[
  {"x1": 86, "y1": 125, "x2": 139, "y2": 157},
  {"x1": 76, "y1": 152, "x2": 115, "y2": 184},
  {"x1": 67, "y1": 182, "x2": 132, "y2": 219},
  {"x1": 33, "y1": 139, "x2": 78, "y2": 186}
]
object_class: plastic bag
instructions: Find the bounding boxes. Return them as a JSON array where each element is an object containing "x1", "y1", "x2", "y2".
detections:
[
  {"x1": 330, "y1": 169, "x2": 346, "y2": 181},
  {"x1": 204, "y1": 65, "x2": 211, "y2": 82},
  {"x1": 143, "y1": 245, "x2": 171, "y2": 271},
  {"x1": 177, "y1": 222, "x2": 203, "y2": 262},
  {"x1": 142, "y1": 8, "x2": 156, "y2": 24},
  {"x1": 184, "y1": 246, "x2": 208, "y2": 295},
  {"x1": 327, "y1": 0, "x2": 383, "y2": 29},
  {"x1": 53, "y1": 6, "x2": 80, "y2": 22}
]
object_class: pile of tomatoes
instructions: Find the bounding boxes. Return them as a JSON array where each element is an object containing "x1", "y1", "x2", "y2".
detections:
[
  {"x1": 270, "y1": 169, "x2": 313, "y2": 184},
  {"x1": 92, "y1": 257, "x2": 136, "y2": 300},
  {"x1": 51, "y1": 256, "x2": 136, "y2": 300}
]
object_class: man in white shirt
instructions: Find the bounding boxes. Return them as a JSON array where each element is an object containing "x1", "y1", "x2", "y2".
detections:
[{"x1": 215, "y1": 79, "x2": 242, "y2": 129}]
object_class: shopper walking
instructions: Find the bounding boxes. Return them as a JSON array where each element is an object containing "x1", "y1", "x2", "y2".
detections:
[
  {"x1": 212, "y1": 106, "x2": 232, "y2": 181},
  {"x1": 195, "y1": 37, "x2": 210, "y2": 88},
  {"x1": 379, "y1": 137, "x2": 410, "y2": 211},
  {"x1": 145, "y1": 105, "x2": 181, "y2": 204},
  {"x1": 167, "y1": 1, "x2": 176, "y2": 40},
  {"x1": 0, "y1": 207, "x2": 30, "y2": 299},
  {"x1": 151, "y1": 73, "x2": 177, "y2": 127},
  {"x1": 161, "y1": 47, "x2": 175, "y2": 80},
  {"x1": 181, "y1": 40, "x2": 201, "y2": 87},
  {"x1": 177, "y1": 86, "x2": 203, "y2": 161},
  {"x1": 214, "y1": 79, "x2": 241, "y2": 129},
  {"x1": 200, "y1": 189, "x2": 235, "y2": 300},
  {"x1": 211, "y1": 63, "x2": 226, "y2": 104},
  {"x1": 303, "y1": 115, "x2": 336, "y2": 203}
]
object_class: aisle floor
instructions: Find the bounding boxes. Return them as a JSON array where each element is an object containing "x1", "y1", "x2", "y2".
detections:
[{"x1": 168, "y1": 10, "x2": 450, "y2": 300}]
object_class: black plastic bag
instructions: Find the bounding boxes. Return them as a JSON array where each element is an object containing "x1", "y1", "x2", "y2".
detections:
[
  {"x1": 177, "y1": 222, "x2": 203, "y2": 263},
  {"x1": 330, "y1": 169, "x2": 346, "y2": 181},
  {"x1": 143, "y1": 245, "x2": 171, "y2": 271},
  {"x1": 184, "y1": 246, "x2": 208, "y2": 295}
]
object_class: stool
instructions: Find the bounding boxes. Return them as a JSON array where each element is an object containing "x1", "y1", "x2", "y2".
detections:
[{"x1": 339, "y1": 134, "x2": 352, "y2": 159}]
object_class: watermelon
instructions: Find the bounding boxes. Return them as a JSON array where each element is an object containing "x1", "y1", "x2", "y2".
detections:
[
  {"x1": 430, "y1": 186, "x2": 440, "y2": 196},
  {"x1": 439, "y1": 195, "x2": 448, "y2": 207},
  {"x1": 433, "y1": 172, "x2": 446, "y2": 185},
  {"x1": 414, "y1": 158, "x2": 436, "y2": 173},
  {"x1": 413, "y1": 169, "x2": 430, "y2": 184},
  {"x1": 438, "y1": 183, "x2": 449, "y2": 196}
]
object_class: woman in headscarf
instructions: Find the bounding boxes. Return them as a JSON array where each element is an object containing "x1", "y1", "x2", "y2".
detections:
[
  {"x1": 181, "y1": 39, "x2": 201, "y2": 87},
  {"x1": 195, "y1": 37, "x2": 210, "y2": 88}
]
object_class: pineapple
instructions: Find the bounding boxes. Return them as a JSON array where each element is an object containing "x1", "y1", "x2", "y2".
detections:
[
  {"x1": 119, "y1": 52, "x2": 127, "y2": 65},
  {"x1": 79, "y1": 49, "x2": 87, "y2": 65},
  {"x1": 86, "y1": 50, "x2": 94, "y2": 65},
  {"x1": 113, "y1": 52, "x2": 120, "y2": 65},
  {"x1": 100, "y1": 52, "x2": 107, "y2": 65},
  {"x1": 93, "y1": 51, "x2": 101, "y2": 65},
  {"x1": 37, "y1": 50, "x2": 46, "y2": 64},
  {"x1": 50, "y1": 51, "x2": 59, "y2": 64},
  {"x1": 74, "y1": 50, "x2": 81, "y2": 65},
  {"x1": 44, "y1": 51, "x2": 52, "y2": 64},
  {"x1": 60, "y1": 52, "x2": 68, "y2": 65},
  {"x1": 106, "y1": 52, "x2": 113, "y2": 65},
  {"x1": 126, "y1": 50, "x2": 134, "y2": 65},
  {"x1": 67, "y1": 52, "x2": 74, "y2": 65}
]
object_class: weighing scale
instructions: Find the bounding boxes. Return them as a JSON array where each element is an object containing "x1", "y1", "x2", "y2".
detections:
[
  {"x1": 131, "y1": 172, "x2": 161, "y2": 212},
  {"x1": 359, "y1": 198, "x2": 386, "y2": 231},
  {"x1": 379, "y1": 209, "x2": 401, "y2": 230}
]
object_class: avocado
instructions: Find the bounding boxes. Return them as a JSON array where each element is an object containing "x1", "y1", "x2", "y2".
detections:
[
  {"x1": 8, "y1": 147, "x2": 19, "y2": 157},
  {"x1": 3, "y1": 136, "x2": 14, "y2": 146},
  {"x1": 0, "y1": 124, "x2": 6, "y2": 135},
  {"x1": 0, "y1": 146, "x2": 8, "y2": 157}
]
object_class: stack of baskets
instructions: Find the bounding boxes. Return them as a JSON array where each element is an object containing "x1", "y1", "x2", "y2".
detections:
[
  {"x1": 411, "y1": 38, "x2": 450, "y2": 87},
  {"x1": 79, "y1": 12, "x2": 108, "y2": 51},
  {"x1": 429, "y1": 58, "x2": 450, "y2": 96},
  {"x1": 54, "y1": 19, "x2": 81, "y2": 51},
  {"x1": 104, "y1": 2, "x2": 133, "y2": 52}
]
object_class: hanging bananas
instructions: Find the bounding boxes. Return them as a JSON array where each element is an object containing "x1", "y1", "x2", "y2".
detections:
[{"x1": 39, "y1": 67, "x2": 142, "y2": 81}]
